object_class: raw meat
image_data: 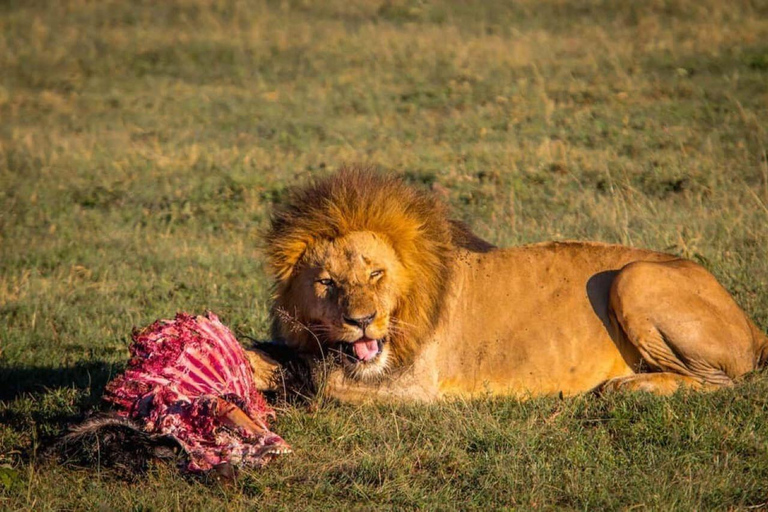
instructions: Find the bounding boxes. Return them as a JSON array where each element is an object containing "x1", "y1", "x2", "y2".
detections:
[{"x1": 104, "y1": 312, "x2": 290, "y2": 472}]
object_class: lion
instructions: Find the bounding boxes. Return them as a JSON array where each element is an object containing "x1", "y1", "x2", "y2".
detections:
[{"x1": 247, "y1": 166, "x2": 768, "y2": 402}]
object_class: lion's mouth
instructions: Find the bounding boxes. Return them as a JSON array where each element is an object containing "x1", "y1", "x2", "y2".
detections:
[{"x1": 340, "y1": 337, "x2": 383, "y2": 363}]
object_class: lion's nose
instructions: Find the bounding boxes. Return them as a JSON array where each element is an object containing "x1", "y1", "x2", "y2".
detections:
[{"x1": 343, "y1": 312, "x2": 376, "y2": 330}]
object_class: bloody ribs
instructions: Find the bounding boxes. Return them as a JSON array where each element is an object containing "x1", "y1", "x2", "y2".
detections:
[{"x1": 104, "y1": 312, "x2": 290, "y2": 472}]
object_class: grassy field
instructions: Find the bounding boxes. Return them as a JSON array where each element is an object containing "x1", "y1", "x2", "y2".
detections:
[{"x1": 1, "y1": 0, "x2": 768, "y2": 509}]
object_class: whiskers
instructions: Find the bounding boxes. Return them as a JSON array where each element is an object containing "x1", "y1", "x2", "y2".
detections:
[
  {"x1": 386, "y1": 325, "x2": 408, "y2": 337},
  {"x1": 390, "y1": 317, "x2": 417, "y2": 331},
  {"x1": 306, "y1": 324, "x2": 334, "y2": 337},
  {"x1": 383, "y1": 317, "x2": 413, "y2": 340},
  {"x1": 274, "y1": 308, "x2": 400, "y2": 384}
]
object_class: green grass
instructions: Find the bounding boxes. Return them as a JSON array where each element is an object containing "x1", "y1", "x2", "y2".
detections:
[{"x1": 1, "y1": 0, "x2": 768, "y2": 509}]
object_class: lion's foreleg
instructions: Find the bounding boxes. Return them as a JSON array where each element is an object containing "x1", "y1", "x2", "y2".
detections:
[{"x1": 246, "y1": 349, "x2": 282, "y2": 392}]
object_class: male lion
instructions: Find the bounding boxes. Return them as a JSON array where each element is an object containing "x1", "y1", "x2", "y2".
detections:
[{"x1": 248, "y1": 167, "x2": 768, "y2": 402}]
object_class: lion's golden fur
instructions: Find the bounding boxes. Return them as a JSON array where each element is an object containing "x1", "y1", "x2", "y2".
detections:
[{"x1": 257, "y1": 166, "x2": 768, "y2": 401}]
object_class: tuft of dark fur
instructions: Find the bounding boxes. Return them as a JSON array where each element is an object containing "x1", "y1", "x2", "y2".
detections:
[
  {"x1": 51, "y1": 415, "x2": 181, "y2": 479},
  {"x1": 449, "y1": 219, "x2": 497, "y2": 253},
  {"x1": 251, "y1": 341, "x2": 322, "y2": 403}
]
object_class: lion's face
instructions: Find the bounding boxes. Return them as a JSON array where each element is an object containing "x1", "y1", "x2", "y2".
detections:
[
  {"x1": 268, "y1": 168, "x2": 461, "y2": 381},
  {"x1": 290, "y1": 231, "x2": 408, "y2": 378}
]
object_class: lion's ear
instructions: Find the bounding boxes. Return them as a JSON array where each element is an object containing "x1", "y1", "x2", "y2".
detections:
[{"x1": 267, "y1": 237, "x2": 308, "y2": 283}]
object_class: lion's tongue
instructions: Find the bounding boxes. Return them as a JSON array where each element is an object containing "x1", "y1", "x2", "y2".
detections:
[{"x1": 352, "y1": 338, "x2": 379, "y2": 362}]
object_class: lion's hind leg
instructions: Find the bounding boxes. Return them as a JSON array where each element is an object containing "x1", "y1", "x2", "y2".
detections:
[{"x1": 607, "y1": 259, "x2": 759, "y2": 394}]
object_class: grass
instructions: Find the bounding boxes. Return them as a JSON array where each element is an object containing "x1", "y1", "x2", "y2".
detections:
[{"x1": 1, "y1": 0, "x2": 768, "y2": 509}]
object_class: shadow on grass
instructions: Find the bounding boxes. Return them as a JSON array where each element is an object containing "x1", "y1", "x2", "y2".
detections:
[
  {"x1": 0, "y1": 361, "x2": 120, "y2": 402},
  {"x1": 0, "y1": 362, "x2": 125, "y2": 462}
]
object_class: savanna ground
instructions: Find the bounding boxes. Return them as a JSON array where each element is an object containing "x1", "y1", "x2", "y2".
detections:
[{"x1": 1, "y1": 0, "x2": 768, "y2": 509}]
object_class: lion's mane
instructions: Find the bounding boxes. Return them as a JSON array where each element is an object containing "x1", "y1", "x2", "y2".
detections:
[{"x1": 265, "y1": 166, "x2": 493, "y2": 366}]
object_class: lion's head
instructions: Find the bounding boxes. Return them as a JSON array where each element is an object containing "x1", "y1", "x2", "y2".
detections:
[{"x1": 265, "y1": 166, "x2": 493, "y2": 380}]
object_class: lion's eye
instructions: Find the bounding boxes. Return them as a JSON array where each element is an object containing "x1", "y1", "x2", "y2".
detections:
[
  {"x1": 316, "y1": 278, "x2": 335, "y2": 287},
  {"x1": 370, "y1": 270, "x2": 384, "y2": 280}
]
